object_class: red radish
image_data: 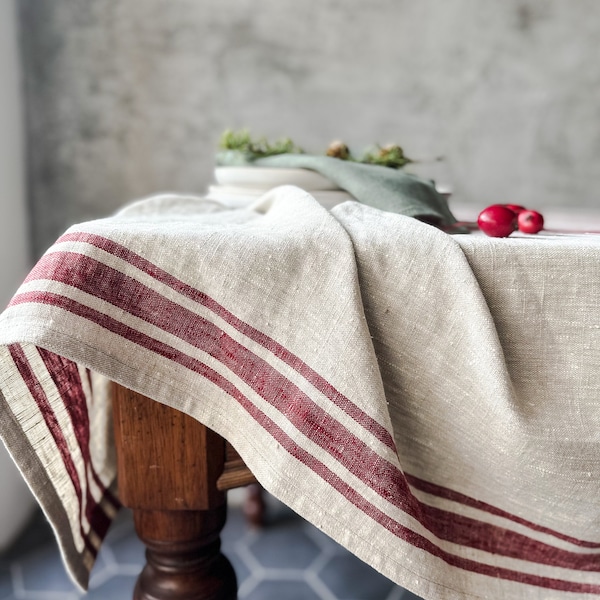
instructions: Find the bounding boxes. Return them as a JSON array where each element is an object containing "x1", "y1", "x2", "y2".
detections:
[
  {"x1": 477, "y1": 205, "x2": 518, "y2": 237},
  {"x1": 518, "y1": 210, "x2": 544, "y2": 234},
  {"x1": 504, "y1": 204, "x2": 527, "y2": 215}
]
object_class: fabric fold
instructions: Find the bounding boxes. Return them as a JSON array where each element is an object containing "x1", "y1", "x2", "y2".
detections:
[
  {"x1": 0, "y1": 188, "x2": 600, "y2": 599},
  {"x1": 216, "y1": 151, "x2": 458, "y2": 227}
]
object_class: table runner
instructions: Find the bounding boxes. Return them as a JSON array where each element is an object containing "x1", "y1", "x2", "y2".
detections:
[
  {"x1": 215, "y1": 151, "x2": 459, "y2": 227},
  {"x1": 1, "y1": 187, "x2": 600, "y2": 599}
]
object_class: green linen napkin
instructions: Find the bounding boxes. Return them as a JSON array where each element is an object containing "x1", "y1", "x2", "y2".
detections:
[{"x1": 216, "y1": 151, "x2": 459, "y2": 228}]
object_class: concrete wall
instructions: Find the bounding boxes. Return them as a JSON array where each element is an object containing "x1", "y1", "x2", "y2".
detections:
[
  {"x1": 0, "y1": 0, "x2": 36, "y2": 550},
  {"x1": 18, "y1": 0, "x2": 600, "y2": 255},
  {"x1": 1, "y1": 0, "x2": 29, "y2": 300}
]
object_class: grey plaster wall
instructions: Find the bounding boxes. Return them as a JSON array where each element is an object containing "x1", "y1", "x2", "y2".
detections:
[{"x1": 18, "y1": 0, "x2": 600, "y2": 255}]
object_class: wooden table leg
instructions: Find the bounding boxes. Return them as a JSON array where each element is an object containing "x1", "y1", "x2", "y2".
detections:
[
  {"x1": 112, "y1": 384, "x2": 237, "y2": 600},
  {"x1": 243, "y1": 483, "x2": 266, "y2": 528},
  {"x1": 132, "y1": 508, "x2": 236, "y2": 600}
]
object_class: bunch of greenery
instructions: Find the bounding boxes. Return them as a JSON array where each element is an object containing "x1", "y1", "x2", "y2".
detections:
[
  {"x1": 359, "y1": 144, "x2": 412, "y2": 169},
  {"x1": 219, "y1": 129, "x2": 304, "y2": 159},
  {"x1": 219, "y1": 129, "x2": 416, "y2": 169}
]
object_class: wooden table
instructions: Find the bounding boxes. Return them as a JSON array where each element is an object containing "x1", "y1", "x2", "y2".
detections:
[{"x1": 113, "y1": 384, "x2": 257, "y2": 600}]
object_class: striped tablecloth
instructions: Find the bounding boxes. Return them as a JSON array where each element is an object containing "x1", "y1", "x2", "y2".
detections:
[{"x1": 1, "y1": 187, "x2": 600, "y2": 599}]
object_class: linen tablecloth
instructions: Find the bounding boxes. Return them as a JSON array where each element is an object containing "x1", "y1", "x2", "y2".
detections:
[{"x1": 1, "y1": 187, "x2": 600, "y2": 599}]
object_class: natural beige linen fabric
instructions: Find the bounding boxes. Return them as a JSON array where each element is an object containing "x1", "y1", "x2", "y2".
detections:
[{"x1": 0, "y1": 187, "x2": 600, "y2": 598}]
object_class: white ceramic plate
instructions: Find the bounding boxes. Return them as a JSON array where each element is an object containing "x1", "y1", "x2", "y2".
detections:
[
  {"x1": 214, "y1": 167, "x2": 341, "y2": 191},
  {"x1": 206, "y1": 185, "x2": 354, "y2": 210}
]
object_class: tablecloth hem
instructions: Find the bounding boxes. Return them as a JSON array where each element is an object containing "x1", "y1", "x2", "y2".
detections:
[{"x1": 0, "y1": 386, "x2": 102, "y2": 592}]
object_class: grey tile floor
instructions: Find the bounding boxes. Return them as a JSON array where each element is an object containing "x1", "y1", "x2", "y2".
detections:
[{"x1": 0, "y1": 491, "x2": 423, "y2": 600}]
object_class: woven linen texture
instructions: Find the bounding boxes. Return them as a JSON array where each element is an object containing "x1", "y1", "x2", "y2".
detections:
[{"x1": 0, "y1": 187, "x2": 600, "y2": 598}]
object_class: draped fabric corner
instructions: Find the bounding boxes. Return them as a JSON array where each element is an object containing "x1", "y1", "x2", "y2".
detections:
[{"x1": 0, "y1": 186, "x2": 600, "y2": 598}]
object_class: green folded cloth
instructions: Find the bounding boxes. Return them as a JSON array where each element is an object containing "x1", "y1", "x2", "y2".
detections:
[{"x1": 216, "y1": 150, "x2": 459, "y2": 228}]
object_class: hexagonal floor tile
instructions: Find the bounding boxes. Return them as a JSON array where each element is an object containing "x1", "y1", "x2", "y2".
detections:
[
  {"x1": 0, "y1": 563, "x2": 12, "y2": 599},
  {"x1": 399, "y1": 589, "x2": 426, "y2": 600},
  {"x1": 16, "y1": 544, "x2": 79, "y2": 594},
  {"x1": 102, "y1": 528, "x2": 144, "y2": 566},
  {"x1": 85, "y1": 573, "x2": 141, "y2": 598},
  {"x1": 246, "y1": 519, "x2": 321, "y2": 570},
  {"x1": 318, "y1": 552, "x2": 397, "y2": 600},
  {"x1": 245, "y1": 579, "x2": 322, "y2": 600}
]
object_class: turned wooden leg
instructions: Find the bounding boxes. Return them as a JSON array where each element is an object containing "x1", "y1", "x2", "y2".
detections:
[
  {"x1": 112, "y1": 384, "x2": 237, "y2": 600},
  {"x1": 243, "y1": 484, "x2": 266, "y2": 528},
  {"x1": 133, "y1": 508, "x2": 236, "y2": 600}
]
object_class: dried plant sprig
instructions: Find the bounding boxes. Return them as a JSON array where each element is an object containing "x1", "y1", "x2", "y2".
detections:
[
  {"x1": 360, "y1": 144, "x2": 412, "y2": 169},
  {"x1": 218, "y1": 129, "x2": 425, "y2": 169},
  {"x1": 219, "y1": 128, "x2": 254, "y2": 152},
  {"x1": 326, "y1": 140, "x2": 353, "y2": 160},
  {"x1": 219, "y1": 128, "x2": 304, "y2": 159}
]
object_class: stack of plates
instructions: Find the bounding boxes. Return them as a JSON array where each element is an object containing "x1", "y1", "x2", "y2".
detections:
[{"x1": 206, "y1": 167, "x2": 355, "y2": 210}]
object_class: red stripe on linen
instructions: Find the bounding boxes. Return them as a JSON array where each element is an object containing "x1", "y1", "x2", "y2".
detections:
[
  {"x1": 7, "y1": 344, "x2": 99, "y2": 558},
  {"x1": 40, "y1": 230, "x2": 595, "y2": 563},
  {"x1": 247, "y1": 416, "x2": 600, "y2": 594},
  {"x1": 11, "y1": 300, "x2": 600, "y2": 593},
  {"x1": 16, "y1": 250, "x2": 600, "y2": 563},
  {"x1": 15, "y1": 255, "x2": 429, "y2": 523},
  {"x1": 38, "y1": 348, "x2": 119, "y2": 518},
  {"x1": 20, "y1": 249, "x2": 600, "y2": 550},
  {"x1": 406, "y1": 473, "x2": 600, "y2": 549},
  {"x1": 11, "y1": 272, "x2": 600, "y2": 576},
  {"x1": 51, "y1": 231, "x2": 396, "y2": 452},
  {"x1": 29, "y1": 234, "x2": 579, "y2": 544}
]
